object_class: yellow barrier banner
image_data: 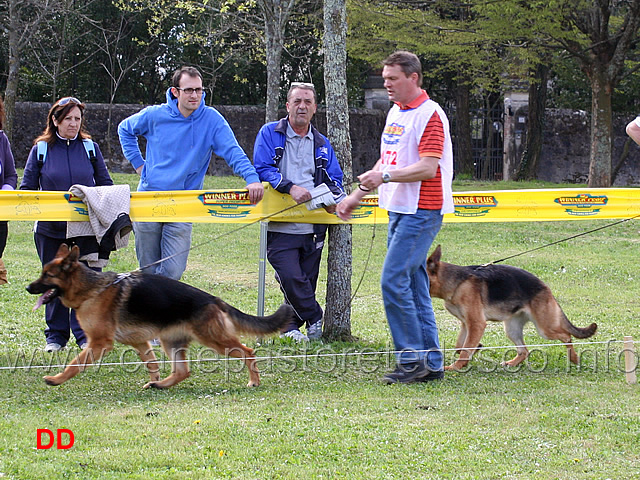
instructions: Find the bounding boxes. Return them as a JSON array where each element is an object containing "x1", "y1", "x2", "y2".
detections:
[{"x1": 1, "y1": 186, "x2": 639, "y2": 224}]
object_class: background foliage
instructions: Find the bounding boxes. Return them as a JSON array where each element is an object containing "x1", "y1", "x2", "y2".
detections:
[{"x1": 1, "y1": 0, "x2": 639, "y2": 112}]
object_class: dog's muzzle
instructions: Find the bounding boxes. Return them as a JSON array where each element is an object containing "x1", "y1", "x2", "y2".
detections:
[{"x1": 26, "y1": 283, "x2": 60, "y2": 311}]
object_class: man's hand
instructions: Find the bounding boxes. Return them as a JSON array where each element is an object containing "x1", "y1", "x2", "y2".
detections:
[
  {"x1": 135, "y1": 165, "x2": 143, "y2": 175},
  {"x1": 246, "y1": 182, "x2": 264, "y2": 204},
  {"x1": 336, "y1": 195, "x2": 362, "y2": 221},
  {"x1": 357, "y1": 170, "x2": 384, "y2": 191},
  {"x1": 323, "y1": 205, "x2": 337, "y2": 214},
  {"x1": 289, "y1": 185, "x2": 312, "y2": 204}
]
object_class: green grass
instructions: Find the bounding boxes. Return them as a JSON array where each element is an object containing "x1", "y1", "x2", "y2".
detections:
[{"x1": 1, "y1": 176, "x2": 639, "y2": 479}]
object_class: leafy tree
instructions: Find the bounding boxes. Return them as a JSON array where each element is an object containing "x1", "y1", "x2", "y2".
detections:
[
  {"x1": 1, "y1": 0, "x2": 64, "y2": 139},
  {"x1": 476, "y1": 0, "x2": 640, "y2": 187},
  {"x1": 346, "y1": 0, "x2": 519, "y2": 177}
]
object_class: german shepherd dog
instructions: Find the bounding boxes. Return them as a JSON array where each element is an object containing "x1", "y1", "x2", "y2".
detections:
[
  {"x1": 426, "y1": 245, "x2": 597, "y2": 371},
  {"x1": 26, "y1": 244, "x2": 295, "y2": 389}
]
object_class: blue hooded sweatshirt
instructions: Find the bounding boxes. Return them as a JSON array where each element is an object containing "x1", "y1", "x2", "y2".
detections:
[{"x1": 118, "y1": 88, "x2": 259, "y2": 192}]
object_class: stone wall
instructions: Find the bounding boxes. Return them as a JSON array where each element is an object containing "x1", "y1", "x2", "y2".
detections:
[
  {"x1": 11, "y1": 102, "x2": 386, "y2": 178},
  {"x1": 10, "y1": 102, "x2": 640, "y2": 185},
  {"x1": 537, "y1": 109, "x2": 640, "y2": 186}
]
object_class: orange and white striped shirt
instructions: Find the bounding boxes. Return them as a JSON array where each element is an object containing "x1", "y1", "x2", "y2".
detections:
[{"x1": 379, "y1": 90, "x2": 453, "y2": 215}]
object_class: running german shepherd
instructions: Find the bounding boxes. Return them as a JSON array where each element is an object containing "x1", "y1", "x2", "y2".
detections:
[
  {"x1": 426, "y1": 245, "x2": 597, "y2": 371},
  {"x1": 26, "y1": 244, "x2": 295, "y2": 389}
]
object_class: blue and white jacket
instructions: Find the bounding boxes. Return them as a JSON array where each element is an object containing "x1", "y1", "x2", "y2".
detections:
[
  {"x1": 254, "y1": 117, "x2": 345, "y2": 195},
  {"x1": 253, "y1": 117, "x2": 345, "y2": 235}
]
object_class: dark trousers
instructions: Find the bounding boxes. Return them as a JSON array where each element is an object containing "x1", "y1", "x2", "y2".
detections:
[
  {"x1": 34, "y1": 233, "x2": 100, "y2": 347},
  {"x1": 266, "y1": 231, "x2": 324, "y2": 332},
  {"x1": 0, "y1": 221, "x2": 7, "y2": 257}
]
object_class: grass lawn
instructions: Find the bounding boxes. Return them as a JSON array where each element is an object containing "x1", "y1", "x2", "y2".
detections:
[{"x1": 1, "y1": 175, "x2": 639, "y2": 479}]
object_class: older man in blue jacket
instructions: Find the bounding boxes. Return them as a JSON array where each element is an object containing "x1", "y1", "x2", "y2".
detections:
[
  {"x1": 253, "y1": 82, "x2": 345, "y2": 342},
  {"x1": 118, "y1": 66, "x2": 263, "y2": 280}
]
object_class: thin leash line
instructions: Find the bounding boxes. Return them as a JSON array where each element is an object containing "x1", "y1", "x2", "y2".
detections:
[
  {"x1": 256, "y1": 185, "x2": 380, "y2": 325},
  {"x1": 485, "y1": 213, "x2": 640, "y2": 265},
  {"x1": 0, "y1": 339, "x2": 625, "y2": 371},
  {"x1": 135, "y1": 190, "x2": 339, "y2": 274},
  {"x1": 349, "y1": 204, "x2": 377, "y2": 305},
  {"x1": 272, "y1": 217, "x2": 379, "y2": 327}
]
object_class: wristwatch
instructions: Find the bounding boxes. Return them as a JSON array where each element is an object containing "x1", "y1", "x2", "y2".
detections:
[{"x1": 382, "y1": 171, "x2": 392, "y2": 183}]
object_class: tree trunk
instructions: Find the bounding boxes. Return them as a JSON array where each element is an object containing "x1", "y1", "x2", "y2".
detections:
[
  {"x1": 322, "y1": 0, "x2": 353, "y2": 341},
  {"x1": 4, "y1": 10, "x2": 21, "y2": 142},
  {"x1": 454, "y1": 80, "x2": 473, "y2": 177},
  {"x1": 261, "y1": 0, "x2": 295, "y2": 124},
  {"x1": 588, "y1": 70, "x2": 613, "y2": 187},
  {"x1": 263, "y1": 19, "x2": 283, "y2": 124},
  {"x1": 516, "y1": 62, "x2": 549, "y2": 180}
]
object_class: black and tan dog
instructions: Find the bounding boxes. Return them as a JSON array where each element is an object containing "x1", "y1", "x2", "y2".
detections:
[
  {"x1": 426, "y1": 245, "x2": 597, "y2": 371},
  {"x1": 27, "y1": 244, "x2": 295, "y2": 389}
]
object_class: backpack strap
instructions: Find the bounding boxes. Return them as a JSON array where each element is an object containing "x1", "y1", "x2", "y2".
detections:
[
  {"x1": 36, "y1": 141, "x2": 47, "y2": 170},
  {"x1": 82, "y1": 139, "x2": 97, "y2": 169},
  {"x1": 36, "y1": 139, "x2": 98, "y2": 172}
]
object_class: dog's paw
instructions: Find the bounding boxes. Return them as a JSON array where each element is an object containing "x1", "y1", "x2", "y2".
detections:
[
  {"x1": 445, "y1": 362, "x2": 467, "y2": 371},
  {"x1": 43, "y1": 376, "x2": 61, "y2": 386},
  {"x1": 143, "y1": 381, "x2": 167, "y2": 389},
  {"x1": 247, "y1": 380, "x2": 260, "y2": 387}
]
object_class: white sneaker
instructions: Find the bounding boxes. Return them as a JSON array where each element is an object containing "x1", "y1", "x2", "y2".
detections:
[
  {"x1": 80, "y1": 342, "x2": 88, "y2": 349},
  {"x1": 280, "y1": 329, "x2": 309, "y2": 343},
  {"x1": 44, "y1": 343, "x2": 63, "y2": 352},
  {"x1": 307, "y1": 320, "x2": 323, "y2": 340}
]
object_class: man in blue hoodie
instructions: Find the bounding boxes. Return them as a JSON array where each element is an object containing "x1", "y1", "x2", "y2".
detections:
[
  {"x1": 118, "y1": 66, "x2": 264, "y2": 280},
  {"x1": 254, "y1": 82, "x2": 345, "y2": 342}
]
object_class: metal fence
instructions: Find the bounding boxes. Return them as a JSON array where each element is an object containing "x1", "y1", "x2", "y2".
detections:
[{"x1": 450, "y1": 101, "x2": 504, "y2": 180}]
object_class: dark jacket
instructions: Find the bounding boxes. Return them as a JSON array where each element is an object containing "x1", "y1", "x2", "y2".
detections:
[
  {"x1": 0, "y1": 131, "x2": 18, "y2": 189},
  {"x1": 20, "y1": 135, "x2": 113, "y2": 238}
]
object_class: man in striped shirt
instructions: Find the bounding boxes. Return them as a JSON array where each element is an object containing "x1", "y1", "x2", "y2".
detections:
[{"x1": 337, "y1": 51, "x2": 454, "y2": 384}]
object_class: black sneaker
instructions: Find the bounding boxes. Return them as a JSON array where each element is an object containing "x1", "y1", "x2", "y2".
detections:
[
  {"x1": 416, "y1": 370, "x2": 445, "y2": 382},
  {"x1": 382, "y1": 363, "x2": 444, "y2": 384}
]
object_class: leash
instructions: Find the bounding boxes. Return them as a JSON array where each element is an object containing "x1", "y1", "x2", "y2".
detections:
[
  {"x1": 349, "y1": 204, "x2": 377, "y2": 304},
  {"x1": 484, "y1": 213, "x2": 640, "y2": 266},
  {"x1": 270, "y1": 186, "x2": 379, "y2": 327},
  {"x1": 135, "y1": 189, "x2": 339, "y2": 274}
]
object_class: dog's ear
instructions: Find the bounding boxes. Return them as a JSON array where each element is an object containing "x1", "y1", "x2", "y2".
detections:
[
  {"x1": 68, "y1": 245, "x2": 80, "y2": 262},
  {"x1": 60, "y1": 245, "x2": 80, "y2": 272},
  {"x1": 426, "y1": 244, "x2": 442, "y2": 273},
  {"x1": 55, "y1": 243, "x2": 70, "y2": 258}
]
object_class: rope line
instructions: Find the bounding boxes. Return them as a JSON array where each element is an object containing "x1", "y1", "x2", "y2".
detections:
[
  {"x1": 486, "y1": 213, "x2": 640, "y2": 265},
  {"x1": 137, "y1": 189, "x2": 342, "y2": 273},
  {"x1": 0, "y1": 339, "x2": 627, "y2": 371}
]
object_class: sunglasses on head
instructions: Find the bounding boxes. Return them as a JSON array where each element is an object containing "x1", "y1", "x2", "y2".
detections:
[
  {"x1": 58, "y1": 97, "x2": 81, "y2": 106},
  {"x1": 290, "y1": 82, "x2": 315, "y2": 89}
]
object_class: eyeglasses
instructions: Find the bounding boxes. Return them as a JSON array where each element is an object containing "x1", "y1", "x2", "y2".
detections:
[
  {"x1": 58, "y1": 97, "x2": 81, "y2": 106},
  {"x1": 291, "y1": 82, "x2": 315, "y2": 89},
  {"x1": 175, "y1": 87, "x2": 204, "y2": 95}
]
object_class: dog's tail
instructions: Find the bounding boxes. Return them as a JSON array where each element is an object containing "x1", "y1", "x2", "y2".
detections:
[
  {"x1": 221, "y1": 301, "x2": 295, "y2": 335},
  {"x1": 565, "y1": 318, "x2": 598, "y2": 339}
]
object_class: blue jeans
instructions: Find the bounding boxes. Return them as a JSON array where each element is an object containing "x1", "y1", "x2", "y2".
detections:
[
  {"x1": 133, "y1": 222, "x2": 192, "y2": 280},
  {"x1": 381, "y1": 209, "x2": 443, "y2": 371}
]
